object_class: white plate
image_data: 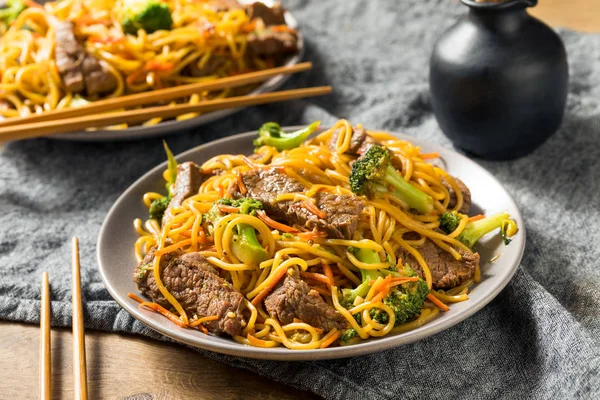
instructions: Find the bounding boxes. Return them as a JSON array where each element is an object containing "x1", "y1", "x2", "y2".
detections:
[
  {"x1": 97, "y1": 128, "x2": 526, "y2": 360},
  {"x1": 51, "y1": 0, "x2": 304, "y2": 141}
]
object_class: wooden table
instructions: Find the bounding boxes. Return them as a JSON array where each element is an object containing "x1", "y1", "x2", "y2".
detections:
[{"x1": 1, "y1": 2, "x2": 597, "y2": 399}]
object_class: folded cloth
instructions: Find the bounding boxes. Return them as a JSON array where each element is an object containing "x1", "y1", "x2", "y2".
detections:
[{"x1": 0, "y1": 1, "x2": 598, "y2": 398}]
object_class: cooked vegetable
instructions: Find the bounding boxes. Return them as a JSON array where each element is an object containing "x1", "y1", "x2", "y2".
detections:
[
  {"x1": 253, "y1": 121, "x2": 320, "y2": 150},
  {"x1": 439, "y1": 211, "x2": 516, "y2": 248},
  {"x1": 0, "y1": 0, "x2": 26, "y2": 27},
  {"x1": 204, "y1": 198, "x2": 268, "y2": 266},
  {"x1": 349, "y1": 144, "x2": 434, "y2": 213},
  {"x1": 148, "y1": 141, "x2": 177, "y2": 222},
  {"x1": 120, "y1": 0, "x2": 172, "y2": 35},
  {"x1": 163, "y1": 140, "x2": 177, "y2": 196}
]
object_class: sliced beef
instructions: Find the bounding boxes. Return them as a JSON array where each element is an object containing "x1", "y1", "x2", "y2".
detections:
[
  {"x1": 228, "y1": 168, "x2": 364, "y2": 239},
  {"x1": 329, "y1": 126, "x2": 375, "y2": 155},
  {"x1": 134, "y1": 249, "x2": 247, "y2": 336},
  {"x1": 443, "y1": 177, "x2": 471, "y2": 214},
  {"x1": 81, "y1": 54, "x2": 118, "y2": 96},
  {"x1": 54, "y1": 21, "x2": 86, "y2": 93},
  {"x1": 246, "y1": 2, "x2": 286, "y2": 26},
  {"x1": 396, "y1": 238, "x2": 479, "y2": 289},
  {"x1": 264, "y1": 269, "x2": 347, "y2": 331},
  {"x1": 247, "y1": 29, "x2": 298, "y2": 57},
  {"x1": 54, "y1": 21, "x2": 117, "y2": 96},
  {"x1": 163, "y1": 162, "x2": 212, "y2": 225}
]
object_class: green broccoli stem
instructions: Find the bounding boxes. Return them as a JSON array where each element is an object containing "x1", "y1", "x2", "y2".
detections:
[
  {"x1": 345, "y1": 248, "x2": 382, "y2": 303},
  {"x1": 380, "y1": 164, "x2": 433, "y2": 214},
  {"x1": 459, "y1": 211, "x2": 511, "y2": 248},
  {"x1": 254, "y1": 121, "x2": 320, "y2": 150},
  {"x1": 231, "y1": 223, "x2": 268, "y2": 265}
]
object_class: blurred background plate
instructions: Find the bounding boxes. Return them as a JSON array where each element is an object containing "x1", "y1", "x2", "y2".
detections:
[{"x1": 49, "y1": 0, "x2": 304, "y2": 142}]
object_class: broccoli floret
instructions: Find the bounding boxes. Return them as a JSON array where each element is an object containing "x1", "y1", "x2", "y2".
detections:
[
  {"x1": 339, "y1": 328, "x2": 359, "y2": 345},
  {"x1": 341, "y1": 247, "x2": 428, "y2": 327},
  {"x1": 204, "y1": 198, "x2": 268, "y2": 266},
  {"x1": 349, "y1": 144, "x2": 434, "y2": 214},
  {"x1": 120, "y1": 0, "x2": 172, "y2": 35},
  {"x1": 0, "y1": 0, "x2": 26, "y2": 27},
  {"x1": 439, "y1": 211, "x2": 514, "y2": 248},
  {"x1": 149, "y1": 196, "x2": 170, "y2": 222},
  {"x1": 253, "y1": 121, "x2": 320, "y2": 151}
]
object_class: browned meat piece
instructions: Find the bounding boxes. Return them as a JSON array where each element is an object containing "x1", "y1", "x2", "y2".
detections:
[
  {"x1": 264, "y1": 269, "x2": 347, "y2": 331},
  {"x1": 185, "y1": 55, "x2": 229, "y2": 77},
  {"x1": 163, "y1": 162, "x2": 213, "y2": 225},
  {"x1": 396, "y1": 238, "x2": 479, "y2": 289},
  {"x1": 54, "y1": 21, "x2": 117, "y2": 96},
  {"x1": 134, "y1": 249, "x2": 247, "y2": 336},
  {"x1": 329, "y1": 126, "x2": 375, "y2": 155},
  {"x1": 54, "y1": 21, "x2": 85, "y2": 93},
  {"x1": 247, "y1": 29, "x2": 298, "y2": 57},
  {"x1": 246, "y1": 2, "x2": 286, "y2": 26},
  {"x1": 228, "y1": 169, "x2": 364, "y2": 239},
  {"x1": 443, "y1": 177, "x2": 472, "y2": 214},
  {"x1": 81, "y1": 54, "x2": 118, "y2": 96}
]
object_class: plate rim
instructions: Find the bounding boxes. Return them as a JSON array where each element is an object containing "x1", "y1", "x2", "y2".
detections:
[
  {"x1": 51, "y1": 1, "x2": 304, "y2": 142},
  {"x1": 97, "y1": 128, "x2": 526, "y2": 360}
]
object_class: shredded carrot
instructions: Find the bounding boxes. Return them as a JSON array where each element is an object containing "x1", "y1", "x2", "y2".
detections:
[
  {"x1": 154, "y1": 238, "x2": 193, "y2": 256},
  {"x1": 389, "y1": 277, "x2": 421, "y2": 283},
  {"x1": 301, "y1": 272, "x2": 332, "y2": 287},
  {"x1": 302, "y1": 200, "x2": 326, "y2": 219},
  {"x1": 145, "y1": 61, "x2": 175, "y2": 72},
  {"x1": 198, "y1": 325, "x2": 209, "y2": 334},
  {"x1": 217, "y1": 204, "x2": 240, "y2": 214},
  {"x1": 257, "y1": 210, "x2": 299, "y2": 233},
  {"x1": 419, "y1": 152, "x2": 440, "y2": 160},
  {"x1": 270, "y1": 25, "x2": 297, "y2": 34},
  {"x1": 370, "y1": 275, "x2": 393, "y2": 303},
  {"x1": 236, "y1": 170, "x2": 248, "y2": 195},
  {"x1": 126, "y1": 69, "x2": 146, "y2": 85},
  {"x1": 218, "y1": 184, "x2": 225, "y2": 198},
  {"x1": 242, "y1": 156, "x2": 259, "y2": 170},
  {"x1": 297, "y1": 229, "x2": 326, "y2": 241},
  {"x1": 247, "y1": 334, "x2": 274, "y2": 347},
  {"x1": 322, "y1": 263, "x2": 334, "y2": 286},
  {"x1": 251, "y1": 267, "x2": 289, "y2": 306},
  {"x1": 128, "y1": 293, "x2": 145, "y2": 303},
  {"x1": 189, "y1": 315, "x2": 219, "y2": 327},
  {"x1": 427, "y1": 293, "x2": 450, "y2": 312},
  {"x1": 468, "y1": 214, "x2": 485, "y2": 222},
  {"x1": 240, "y1": 21, "x2": 256, "y2": 33},
  {"x1": 320, "y1": 329, "x2": 341, "y2": 349},
  {"x1": 309, "y1": 286, "x2": 332, "y2": 297},
  {"x1": 141, "y1": 301, "x2": 187, "y2": 327}
]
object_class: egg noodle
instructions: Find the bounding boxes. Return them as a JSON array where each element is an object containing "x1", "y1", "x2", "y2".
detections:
[
  {"x1": 0, "y1": 0, "x2": 293, "y2": 126},
  {"x1": 133, "y1": 119, "x2": 517, "y2": 349}
]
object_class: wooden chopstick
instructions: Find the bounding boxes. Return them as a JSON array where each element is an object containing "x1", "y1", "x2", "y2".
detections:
[
  {"x1": 0, "y1": 62, "x2": 312, "y2": 128},
  {"x1": 40, "y1": 271, "x2": 51, "y2": 400},
  {"x1": 71, "y1": 237, "x2": 88, "y2": 400},
  {"x1": 0, "y1": 86, "x2": 332, "y2": 141}
]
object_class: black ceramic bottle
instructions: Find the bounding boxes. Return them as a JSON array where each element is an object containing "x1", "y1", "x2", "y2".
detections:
[{"x1": 429, "y1": 0, "x2": 568, "y2": 160}]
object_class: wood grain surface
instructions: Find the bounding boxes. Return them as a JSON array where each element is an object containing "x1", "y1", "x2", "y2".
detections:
[{"x1": 0, "y1": 2, "x2": 597, "y2": 400}]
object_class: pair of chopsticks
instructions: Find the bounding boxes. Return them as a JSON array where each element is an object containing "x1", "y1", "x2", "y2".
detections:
[
  {"x1": 0, "y1": 62, "x2": 331, "y2": 141},
  {"x1": 40, "y1": 237, "x2": 87, "y2": 400}
]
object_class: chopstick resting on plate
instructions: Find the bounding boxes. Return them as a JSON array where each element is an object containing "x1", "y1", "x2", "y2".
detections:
[
  {"x1": 72, "y1": 237, "x2": 88, "y2": 400},
  {"x1": 0, "y1": 62, "x2": 312, "y2": 129},
  {"x1": 40, "y1": 271, "x2": 51, "y2": 400},
  {"x1": 0, "y1": 86, "x2": 332, "y2": 141}
]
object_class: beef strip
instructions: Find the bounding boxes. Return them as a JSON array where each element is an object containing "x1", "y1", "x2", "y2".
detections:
[
  {"x1": 396, "y1": 237, "x2": 479, "y2": 289},
  {"x1": 246, "y1": 2, "x2": 286, "y2": 26},
  {"x1": 54, "y1": 21, "x2": 117, "y2": 96},
  {"x1": 247, "y1": 29, "x2": 298, "y2": 57},
  {"x1": 163, "y1": 162, "x2": 213, "y2": 225},
  {"x1": 443, "y1": 177, "x2": 472, "y2": 214},
  {"x1": 228, "y1": 168, "x2": 364, "y2": 239},
  {"x1": 329, "y1": 126, "x2": 375, "y2": 155},
  {"x1": 134, "y1": 249, "x2": 247, "y2": 336},
  {"x1": 264, "y1": 269, "x2": 347, "y2": 331}
]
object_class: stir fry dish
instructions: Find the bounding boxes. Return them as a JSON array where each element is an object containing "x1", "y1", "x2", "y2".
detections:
[{"x1": 132, "y1": 120, "x2": 518, "y2": 349}]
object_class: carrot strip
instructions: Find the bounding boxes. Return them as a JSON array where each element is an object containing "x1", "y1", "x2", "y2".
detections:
[
  {"x1": 251, "y1": 267, "x2": 288, "y2": 306},
  {"x1": 141, "y1": 301, "x2": 187, "y2": 327},
  {"x1": 257, "y1": 210, "x2": 299, "y2": 233},
  {"x1": 302, "y1": 200, "x2": 326, "y2": 219},
  {"x1": 419, "y1": 152, "x2": 440, "y2": 160},
  {"x1": 301, "y1": 272, "x2": 331, "y2": 287},
  {"x1": 427, "y1": 293, "x2": 450, "y2": 312},
  {"x1": 309, "y1": 286, "x2": 332, "y2": 297},
  {"x1": 189, "y1": 315, "x2": 219, "y2": 327},
  {"x1": 322, "y1": 263, "x2": 334, "y2": 286},
  {"x1": 154, "y1": 238, "x2": 193, "y2": 256},
  {"x1": 218, "y1": 184, "x2": 225, "y2": 198},
  {"x1": 297, "y1": 229, "x2": 326, "y2": 241},
  {"x1": 236, "y1": 170, "x2": 248, "y2": 195},
  {"x1": 389, "y1": 277, "x2": 421, "y2": 283},
  {"x1": 217, "y1": 204, "x2": 240, "y2": 214},
  {"x1": 126, "y1": 69, "x2": 145, "y2": 85},
  {"x1": 468, "y1": 214, "x2": 485, "y2": 222},
  {"x1": 128, "y1": 293, "x2": 145, "y2": 303},
  {"x1": 248, "y1": 334, "x2": 275, "y2": 347},
  {"x1": 320, "y1": 329, "x2": 341, "y2": 349},
  {"x1": 242, "y1": 156, "x2": 259, "y2": 170}
]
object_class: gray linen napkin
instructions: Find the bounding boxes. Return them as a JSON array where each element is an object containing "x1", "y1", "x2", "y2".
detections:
[{"x1": 1, "y1": 1, "x2": 599, "y2": 398}]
